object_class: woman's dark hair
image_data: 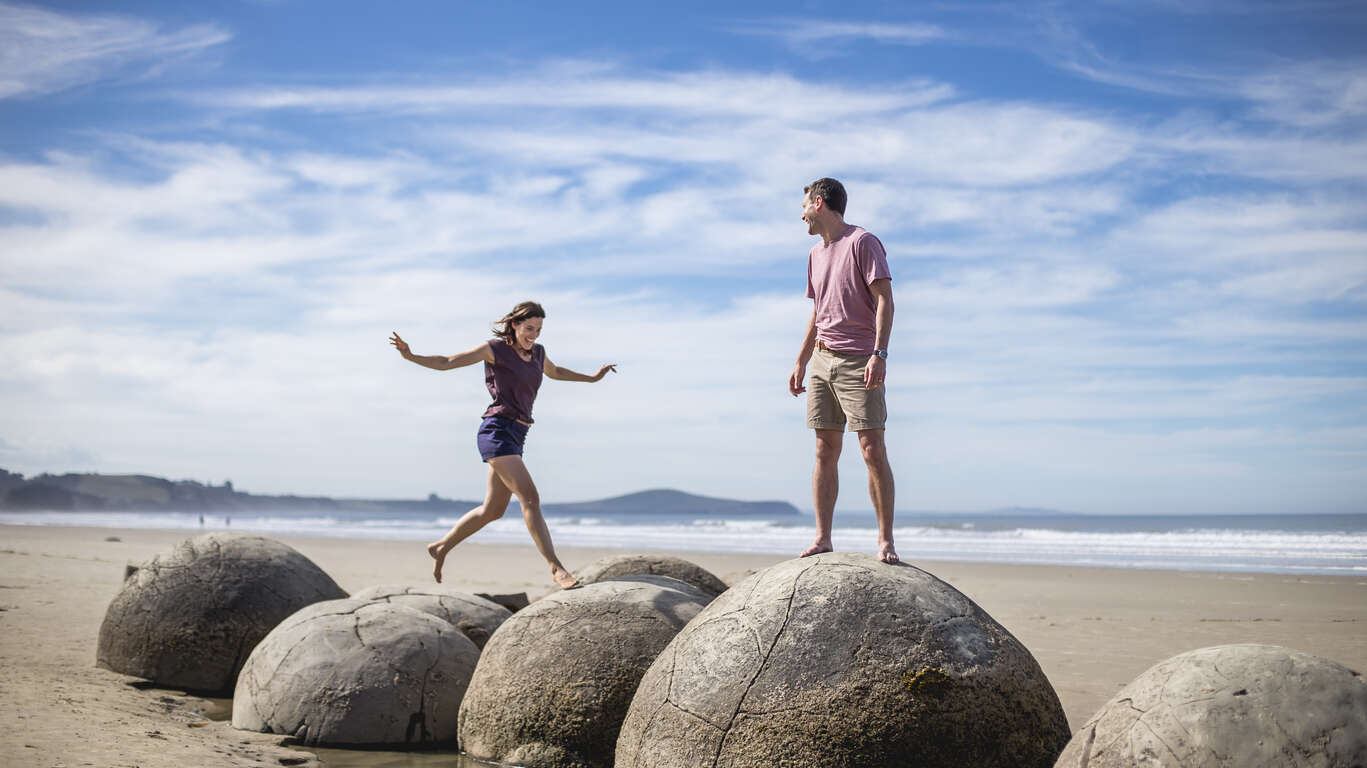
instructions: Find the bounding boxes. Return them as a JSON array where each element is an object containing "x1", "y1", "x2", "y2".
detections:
[
  {"x1": 803, "y1": 177, "x2": 847, "y2": 216},
  {"x1": 493, "y1": 301, "x2": 546, "y2": 344}
]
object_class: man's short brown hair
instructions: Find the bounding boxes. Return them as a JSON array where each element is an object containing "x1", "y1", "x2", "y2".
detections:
[{"x1": 804, "y1": 177, "x2": 847, "y2": 216}]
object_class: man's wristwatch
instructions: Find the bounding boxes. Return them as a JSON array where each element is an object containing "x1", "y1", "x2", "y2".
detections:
[{"x1": 873, "y1": 349, "x2": 888, "y2": 359}]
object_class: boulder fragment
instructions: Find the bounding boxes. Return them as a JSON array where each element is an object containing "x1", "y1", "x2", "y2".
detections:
[
  {"x1": 350, "y1": 584, "x2": 511, "y2": 648},
  {"x1": 572, "y1": 554, "x2": 727, "y2": 598}
]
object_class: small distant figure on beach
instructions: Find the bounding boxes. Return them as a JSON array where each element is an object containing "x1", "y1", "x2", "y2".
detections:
[
  {"x1": 788, "y1": 178, "x2": 899, "y2": 564},
  {"x1": 224, "y1": 514, "x2": 230, "y2": 527},
  {"x1": 198, "y1": 512, "x2": 204, "y2": 527},
  {"x1": 390, "y1": 301, "x2": 616, "y2": 589}
]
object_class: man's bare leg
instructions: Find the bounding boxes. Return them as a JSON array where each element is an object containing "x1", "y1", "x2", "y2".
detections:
[
  {"x1": 858, "y1": 428, "x2": 898, "y2": 564},
  {"x1": 427, "y1": 466, "x2": 513, "y2": 583},
  {"x1": 487, "y1": 455, "x2": 580, "y2": 589},
  {"x1": 801, "y1": 429, "x2": 843, "y2": 557}
]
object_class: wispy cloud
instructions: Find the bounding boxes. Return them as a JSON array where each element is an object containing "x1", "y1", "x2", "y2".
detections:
[
  {"x1": 0, "y1": 2, "x2": 229, "y2": 99},
  {"x1": 727, "y1": 19, "x2": 947, "y2": 50},
  {"x1": 1096, "y1": 0, "x2": 1366, "y2": 17},
  {"x1": 773, "y1": 7, "x2": 1367, "y2": 136},
  {"x1": 1236, "y1": 61, "x2": 1367, "y2": 127},
  {"x1": 203, "y1": 65, "x2": 954, "y2": 120},
  {"x1": 1035, "y1": 6, "x2": 1367, "y2": 136}
]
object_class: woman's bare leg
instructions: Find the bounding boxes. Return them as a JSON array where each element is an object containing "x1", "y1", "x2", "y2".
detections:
[
  {"x1": 486, "y1": 455, "x2": 579, "y2": 589},
  {"x1": 426, "y1": 466, "x2": 513, "y2": 583}
]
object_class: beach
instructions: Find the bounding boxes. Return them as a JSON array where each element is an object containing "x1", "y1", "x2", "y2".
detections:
[{"x1": 2, "y1": 523, "x2": 1364, "y2": 768}]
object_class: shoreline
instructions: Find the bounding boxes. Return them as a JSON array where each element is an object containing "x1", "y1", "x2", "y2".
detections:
[
  {"x1": 2, "y1": 524, "x2": 1365, "y2": 767},
  {"x1": 4, "y1": 510, "x2": 1362, "y2": 577}
]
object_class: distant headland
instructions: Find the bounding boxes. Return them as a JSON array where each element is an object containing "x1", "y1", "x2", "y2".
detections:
[{"x1": 0, "y1": 468, "x2": 800, "y2": 518}]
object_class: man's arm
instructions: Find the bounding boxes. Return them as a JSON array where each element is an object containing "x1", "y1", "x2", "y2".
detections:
[
  {"x1": 789, "y1": 308, "x2": 818, "y2": 397},
  {"x1": 864, "y1": 278, "x2": 893, "y2": 389}
]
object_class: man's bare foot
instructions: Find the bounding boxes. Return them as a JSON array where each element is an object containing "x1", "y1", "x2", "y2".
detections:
[
  {"x1": 551, "y1": 565, "x2": 581, "y2": 589},
  {"x1": 427, "y1": 541, "x2": 447, "y2": 583},
  {"x1": 799, "y1": 540, "x2": 833, "y2": 558},
  {"x1": 878, "y1": 541, "x2": 900, "y2": 564}
]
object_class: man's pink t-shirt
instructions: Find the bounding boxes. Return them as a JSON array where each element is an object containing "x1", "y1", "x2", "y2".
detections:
[{"x1": 806, "y1": 225, "x2": 892, "y2": 355}]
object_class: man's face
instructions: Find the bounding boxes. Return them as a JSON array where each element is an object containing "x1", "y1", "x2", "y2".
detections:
[{"x1": 801, "y1": 192, "x2": 820, "y2": 235}]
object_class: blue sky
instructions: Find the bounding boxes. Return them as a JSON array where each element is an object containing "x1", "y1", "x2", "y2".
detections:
[{"x1": 1, "y1": 0, "x2": 1364, "y2": 515}]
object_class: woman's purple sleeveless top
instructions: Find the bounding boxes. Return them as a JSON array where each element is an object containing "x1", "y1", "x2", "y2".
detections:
[{"x1": 481, "y1": 338, "x2": 545, "y2": 424}]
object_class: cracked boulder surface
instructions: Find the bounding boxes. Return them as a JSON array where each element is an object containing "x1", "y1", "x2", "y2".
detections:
[
  {"x1": 615, "y1": 552, "x2": 1070, "y2": 768},
  {"x1": 350, "y1": 584, "x2": 513, "y2": 649},
  {"x1": 231, "y1": 598, "x2": 480, "y2": 747},
  {"x1": 459, "y1": 575, "x2": 712, "y2": 768},
  {"x1": 1054, "y1": 643, "x2": 1367, "y2": 768},
  {"x1": 569, "y1": 555, "x2": 729, "y2": 600},
  {"x1": 95, "y1": 533, "x2": 348, "y2": 693}
]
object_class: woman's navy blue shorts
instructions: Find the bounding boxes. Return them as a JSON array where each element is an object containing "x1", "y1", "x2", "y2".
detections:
[{"x1": 477, "y1": 416, "x2": 529, "y2": 461}]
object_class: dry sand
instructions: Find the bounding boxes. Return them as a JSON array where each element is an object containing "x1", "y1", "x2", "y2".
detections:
[{"x1": 2, "y1": 523, "x2": 1364, "y2": 767}]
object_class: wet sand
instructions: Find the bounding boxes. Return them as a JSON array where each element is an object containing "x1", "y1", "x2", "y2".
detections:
[{"x1": 2, "y1": 524, "x2": 1364, "y2": 767}]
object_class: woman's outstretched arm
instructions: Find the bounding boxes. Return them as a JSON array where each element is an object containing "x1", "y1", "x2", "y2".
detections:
[
  {"x1": 543, "y1": 355, "x2": 616, "y2": 383},
  {"x1": 390, "y1": 332, "x2": 494, "y2": 371}
]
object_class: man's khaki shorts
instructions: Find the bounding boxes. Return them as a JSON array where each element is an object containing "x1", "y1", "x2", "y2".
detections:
[{"x1": 806, "y1": 345, "x2": 887, "y2": 432}]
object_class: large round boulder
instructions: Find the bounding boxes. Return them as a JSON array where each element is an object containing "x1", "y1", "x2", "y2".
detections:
[
  {"x1": 232, "y1": 598, "x2": 480, "y2": 747},
  {"x1": 459, "y1": 576, "x2": 711, "y2": 767},
  {"x1": 1055, "y1": 644, "x2": 1367, "y2": 768},
  {"x1": 616, "y1": 552, "x2": 1070, "y2": 768},
  {"x1": 350, "y1": 584, "x2": 512, "y2": 649},
  {"x1": 96, "y1": 533, "x2": 347, "y2": 693},
  {"x1": 573, "y1": 554, "x2": 727, "y2": 598}
]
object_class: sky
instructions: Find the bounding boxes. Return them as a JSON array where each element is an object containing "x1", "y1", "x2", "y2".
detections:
[{"x1": 1, "y1": 0, "x2": 1364, "y2": 516}]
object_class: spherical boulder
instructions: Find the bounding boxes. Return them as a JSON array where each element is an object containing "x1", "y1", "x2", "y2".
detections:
[
  {"x1": 350, "y1": 584, "x2": 512, "y2": 649},
  {"x1": 459, "y1": 576, "x2": 711, "y2": 768},
  {"x1": 1055, "y1": 644, "x2": 1367, "y2": 768},
  {"x1": 96, "y1": 533, "x2": 347, "y2": 693},
  {"x1": 572, "y1": 554, "x2": 728, "y2": 598},
  {"x1": 232, "y1": 598, "x2": 480, "y2": 747},
  {"x1": 616, "y1": 552, "x2": 1070, "y2": 768}
]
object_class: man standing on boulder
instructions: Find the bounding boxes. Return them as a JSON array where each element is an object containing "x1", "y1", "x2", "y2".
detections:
[{"x1": 788, "y1": 177, "x2": 899, "y2": 564}]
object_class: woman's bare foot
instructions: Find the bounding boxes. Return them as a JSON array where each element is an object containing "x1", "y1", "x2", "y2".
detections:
[
  {"x1": 427, "y1": 541, "x2": 448, "y2": 583},
  {"x1": 878, "y1": 540, "x2": 900, "y2": 564},
  {"x1": 551, "y1": 565, "x2": 581, "y2": 589},
  {"x1": 799, "y1": 539, "x2": 833, "y2": 558}
]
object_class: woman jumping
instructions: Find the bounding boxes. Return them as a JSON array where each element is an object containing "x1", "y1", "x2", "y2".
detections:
[{"x1": 389, "y1": 301, "x2": 615, "y2": 589}]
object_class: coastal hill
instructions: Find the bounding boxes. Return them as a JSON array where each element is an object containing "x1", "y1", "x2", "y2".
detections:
[
  {"x1": 545, "y1": 488, "x2": 797, "y2": 518},
  {"x1": 0, "y1": 469, "x2": 800, "y2": 518}
]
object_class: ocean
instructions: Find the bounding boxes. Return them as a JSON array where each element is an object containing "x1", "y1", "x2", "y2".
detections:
[{"x1": 3, "y1": 507, "x2": 1365, "y2": 576}]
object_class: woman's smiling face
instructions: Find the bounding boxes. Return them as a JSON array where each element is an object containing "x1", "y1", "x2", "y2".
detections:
[{"x1": 513, "y1": 317, "x2": 542, "y2": 351}]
